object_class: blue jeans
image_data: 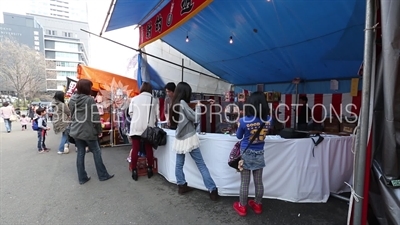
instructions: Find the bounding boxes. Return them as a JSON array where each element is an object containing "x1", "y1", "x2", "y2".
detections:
[
  {"x1": 37, "y1": 130, "x2": 46, "y2": 150},
  {"x1": 58, "y1": 130, "x2": 69, "y2": 152},
  {"x1": 75, "y1": 138, "x2": 111, "y2": 183},
  {"x1": 4, "y1": 118, "x2": 11, "y2": 132},
  {"x1": 175, "y1": 147, "x2": 217, "y2": 192}
]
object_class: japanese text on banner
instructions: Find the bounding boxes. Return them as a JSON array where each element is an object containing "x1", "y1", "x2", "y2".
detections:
[{"x1": 139, "y1": 0, "x2": 213, "y2": 48}]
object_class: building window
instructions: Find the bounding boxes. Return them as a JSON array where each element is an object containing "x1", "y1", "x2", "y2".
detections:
[
  {"x1": 46, "y1": 30, "x2": 57, "y2": 36},
  {"x1": 55, "y1": 52, "x2": 79, "y2": 61},
  {"x1": 56, "y1": 71, "x2": 77, "y2": 80},
  {"x1": 34, "y1": 36, "x2": 39, "y2": 41},
  {"x1": 55, "y1": 42, "x2": 78, "y2": 51},
  {"x1": 56, "y1": 61, "x2": 78, "y2": 68},
  {"x1": 34, "y1": 31, "x2": 39, "y2": 35},
  {"x1": 62, "y1": 32, "x2": 72, "y2": 37},
  {"x1": 55, "y1": 61, "x2": 78, "y2": 68}
]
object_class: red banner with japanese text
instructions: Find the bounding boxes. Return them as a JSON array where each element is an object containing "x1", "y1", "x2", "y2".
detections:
[{"x1": 139, "y1": 0, "x2": 213, "y2": 48}]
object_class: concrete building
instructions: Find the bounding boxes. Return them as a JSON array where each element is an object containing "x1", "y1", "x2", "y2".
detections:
[
  {"x1": 0, "y1": 13, "x2": 44, "y2": 53},
  {"x1": 0, "y1": 13, "x2": 45, "y2": 93},
  {"x1": 28, "y1": 0, "x2": 88, "y2": 22},
  {"x1": 0, "y1": 0, "x2": 90, "y2": 92},
  {"x1": 27, "y1": 14, "x2": 90, "y2": 91}
]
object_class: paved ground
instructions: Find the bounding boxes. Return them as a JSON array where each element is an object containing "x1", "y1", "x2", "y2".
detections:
[{"x1": 0, "y1": 120, "x2": 350, "y2": 225}]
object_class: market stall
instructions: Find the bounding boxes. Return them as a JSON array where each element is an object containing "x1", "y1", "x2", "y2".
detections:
[
  {"x1": 154, "y1": 130, "x2": 354, "y2": 203},
  {"x1": 77, "y1": 64, "x2": 140, "y2": 147},
  {"x1": 101, "y1": 0, "x2": 391, "y2": 223}
]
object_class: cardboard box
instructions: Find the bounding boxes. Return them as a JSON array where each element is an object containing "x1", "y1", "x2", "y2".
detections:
[
  {"x1": 341, "y1": 122, "x2": 357, "y2": 134},
  {"x1": 324, "y1": 117, "x2": 340, "y2": 133}
]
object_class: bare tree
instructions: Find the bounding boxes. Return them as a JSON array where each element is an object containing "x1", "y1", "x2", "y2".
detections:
[{"x1": 0, "y1": 38, "x2": 46, "y2": 105}]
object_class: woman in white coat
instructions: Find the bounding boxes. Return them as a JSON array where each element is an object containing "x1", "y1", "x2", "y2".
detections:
[
  {"x1": 128, "y1": 82, "x2": 159, "y2": 181},
  {"x1": 0, "y1": 102, "x2": 16, "y2": 133}
]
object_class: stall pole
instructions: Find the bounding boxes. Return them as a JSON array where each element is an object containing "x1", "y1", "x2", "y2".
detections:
[
  {"x1": 110, "y1": 91, "x2": 114, "y2": 147},
  {"x1": 353, "y1": 0, "x2": 375, "y2": 224},
  {"x1": 294, "y1": 83, "x2": 298, "y2": 130},
  {"x1": 330, "y1": 193, "x2": 350, "y2": 202},
  {"x1": 181, "y1": 59, "x2": 184, "y2": 82}
]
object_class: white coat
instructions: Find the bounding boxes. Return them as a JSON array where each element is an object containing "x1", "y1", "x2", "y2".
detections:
[{"x1": 128, "y1": 92, "x2": 159, "y2": 136}]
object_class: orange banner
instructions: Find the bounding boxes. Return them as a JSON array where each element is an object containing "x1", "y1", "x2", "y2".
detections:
[
  {"x1": 77, "y1": 64, "x2": 139, "y2": 97},
  {"x1": 139, "y1": 0, "x2": 213, "y2": 48}
]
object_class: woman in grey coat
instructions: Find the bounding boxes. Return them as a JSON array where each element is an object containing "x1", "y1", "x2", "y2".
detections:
[
  {"x1": 52, "y1": 91, "x2": 71, "y2": 154},
  {"x1": 69, "y1": 79, "x2": 114, "y2": 185}
]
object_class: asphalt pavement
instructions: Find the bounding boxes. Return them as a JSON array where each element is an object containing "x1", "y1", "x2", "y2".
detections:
[{"x1": 0, "y1": 119, "x2": 349, "y2": 225}]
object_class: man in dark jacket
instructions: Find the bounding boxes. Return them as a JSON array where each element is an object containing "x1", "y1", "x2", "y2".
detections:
[
  {"x1": 164, "y1": 82, "x2": 176, "y2": 129},
  {"x1": 296, "y1": 96, "x2": 311, "y2": 131}
]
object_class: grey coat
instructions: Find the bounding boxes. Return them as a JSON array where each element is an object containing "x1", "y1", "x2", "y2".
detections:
[
  {"x1": 68, "y1": 94, "x2": 102, "y2": 141},
  {"x1": 52, "y1": 99, "x2": 71, "y2": 134},
  {"x1": 175, "y1": 100, "x2": 200, "y2": 140}
]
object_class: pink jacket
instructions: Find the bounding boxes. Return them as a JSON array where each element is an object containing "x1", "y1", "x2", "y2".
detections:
[
  {"x1": 0, "y1": 106, "x2": 15, "y2": 119},
  {"x1": 20, "y1": 117, "x2": 30, "y2": 125}
]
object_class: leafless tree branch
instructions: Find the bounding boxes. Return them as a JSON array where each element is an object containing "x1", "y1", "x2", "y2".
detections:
[{"x1": 0, "y1": 38, "x2": 46, "y2": 102}]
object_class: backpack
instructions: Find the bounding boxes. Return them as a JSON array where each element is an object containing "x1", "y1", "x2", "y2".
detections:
[{"x1": 32, "y1": 118, "x2": 40, "y2": 131}]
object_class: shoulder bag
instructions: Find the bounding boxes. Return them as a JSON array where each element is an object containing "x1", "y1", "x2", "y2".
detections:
[
  {"x1": 10, "y1": 114, "x2": 18, "y2": 122},
  {"x1": 141, "y1": 96, "x2": 167, "y2": 149},
  {"x1": 228, "y1": 123, "x2": 265, "y2": 171}
]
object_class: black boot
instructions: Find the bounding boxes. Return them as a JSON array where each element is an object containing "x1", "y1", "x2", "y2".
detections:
[
  {"x1": 147, "y1": 166, "x2": 153, "y2": 179},
  {"x1": 132, "y1": 169, "x2": 138, "y2": 181},
  {"x1": 210, "y1": 188, "x2": 219, "y2": 201},
  {"x1": 178, "y1": 182, "x2": 194, "y2": 195}
]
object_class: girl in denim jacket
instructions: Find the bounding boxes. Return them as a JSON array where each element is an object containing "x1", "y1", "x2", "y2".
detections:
[{"x1": 234, "y1": 91, "x2": 272, "y2": 216}]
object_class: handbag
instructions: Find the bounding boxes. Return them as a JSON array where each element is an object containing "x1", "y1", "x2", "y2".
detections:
[
  {"x1": 10, "y1": 114, "x2": 17, "y2": 122},
  {"x1": 65, "y1": 124, "x2": 75, "y2": 144},
  {"x1": 68, "y1": 132, "x2": 75, "y2": 144},
  {"x1": 228, "y1": 123, "x2": 265, "y2": 171},
  {"x1": 141, "y1": 97, "x2": 167, "y2": 149}
]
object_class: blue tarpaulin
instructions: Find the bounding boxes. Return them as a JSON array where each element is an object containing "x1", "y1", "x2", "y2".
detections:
[
  {"x1": 139, "y1": 53, "x2": 166, "y2": 90},
  {"x1": 106, "y1": 0, "x2": 366, "y2": 86}
]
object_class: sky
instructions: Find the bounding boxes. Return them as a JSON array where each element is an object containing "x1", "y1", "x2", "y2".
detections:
[{"x1": 0, "y1": 0, "x2": 139, "y2": 76}]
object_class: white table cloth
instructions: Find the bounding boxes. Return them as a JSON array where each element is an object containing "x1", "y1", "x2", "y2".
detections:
[{"x1": 154, "y1": 130, "x2": 354, "y2": 203}]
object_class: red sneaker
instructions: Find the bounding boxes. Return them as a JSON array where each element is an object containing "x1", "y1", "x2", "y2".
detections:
[
  {"x1": 248, "y1": 200, "x2": 262, "y2": 214},
  {"x1": 233, "y1": 202, "x2": 247, "y2": 216}
]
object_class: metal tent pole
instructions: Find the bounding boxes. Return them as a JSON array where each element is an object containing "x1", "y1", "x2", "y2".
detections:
[
  {"x1": 99, "y1": 0, "x2": 116, "y2": 36},
  {"x1": 110, "y1": 91, "x2": 114, "y2": 147},
  {"x1": 133, "y1": 0, "x2": 166, "y2": 30},
  {"x1": 353, "y1": 0, "x2": 376, "y2": 224},
  {"x1": 330, "y1": 193, "x2": 350, "y2": 202},
  {"x1": 294, "y1": 82, "x2": 299, "y2": 130},
  {"x1": 81, "y1": 29, "x2": 227, "y2": 83},
  {"x1": 181, "y1": 59, "x2": 184, "y2": 82}
]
